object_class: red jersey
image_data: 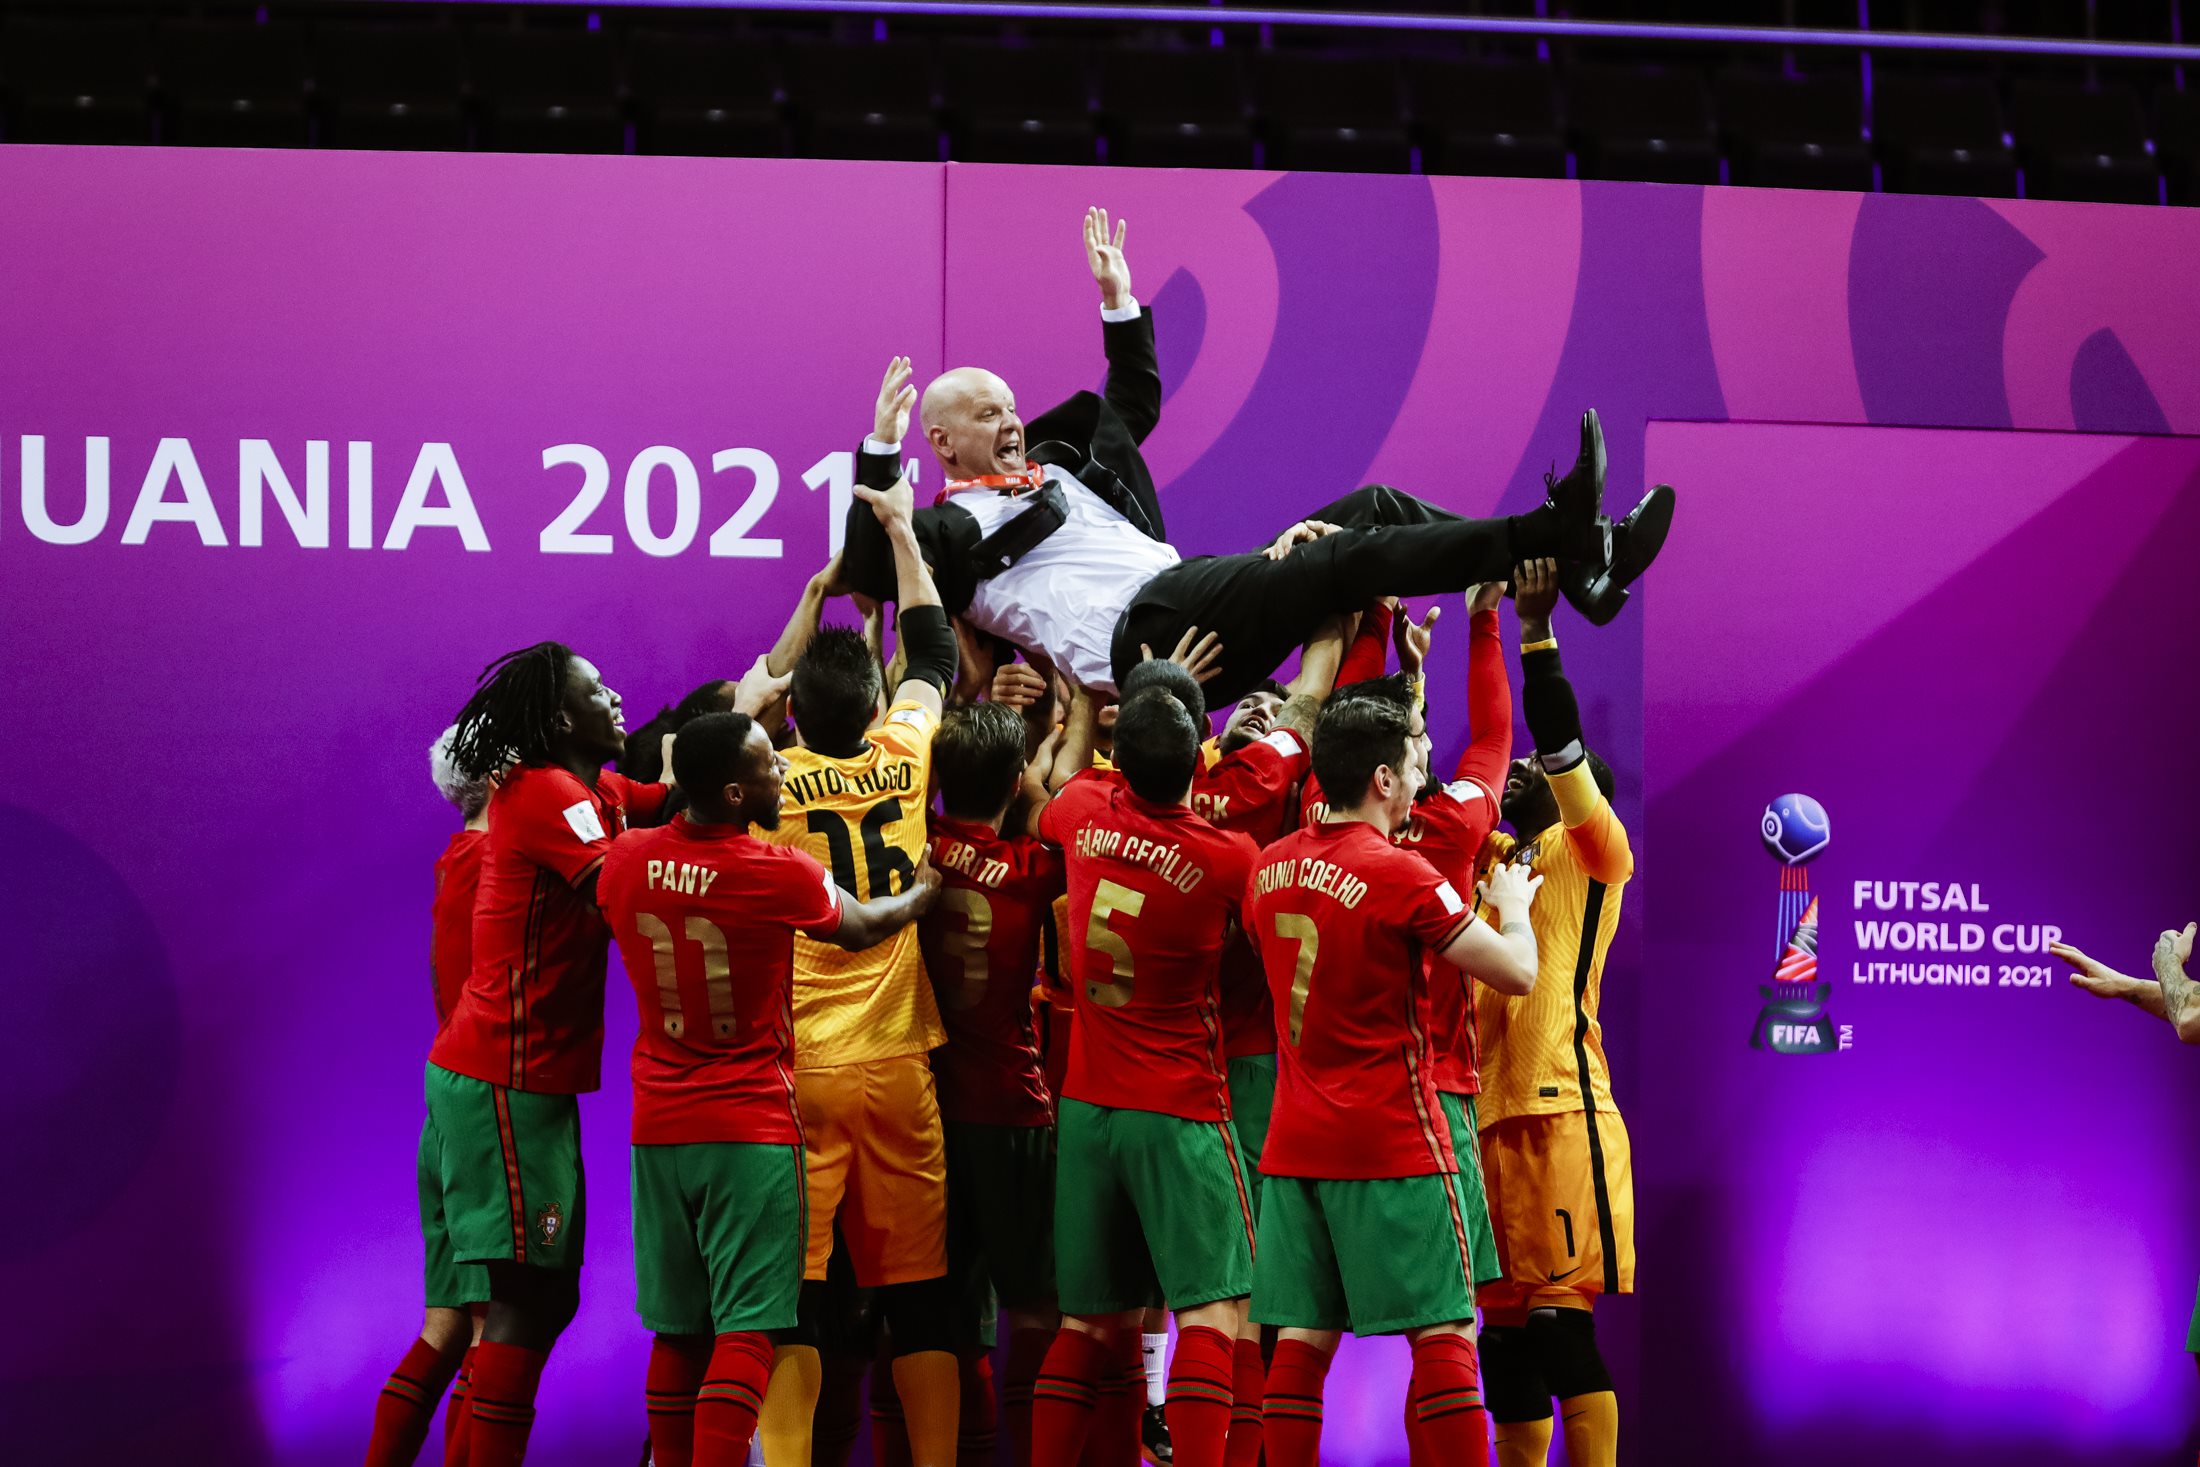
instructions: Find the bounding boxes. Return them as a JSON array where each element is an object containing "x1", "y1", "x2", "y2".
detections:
[
  {"x1": 1191, "y1": 728, "x2": 1309, "y2": 845},
  {"x1": 1244, "y1": 819, "x2": 1476, "y2": 1180},
  {"x1": 1039, "y1": 776, "x2": 1258, "y2": 1122},
  {"x1": 1195, "y1": 728, "x2": 1310, "y2": 1060},
  {"x1": 430, "y1": 829, "x2": 486, "y2": 1031},
  {"x1": 599, "y1": 815, "x2": 840, "y2": 1146},
  {"x1": 429, "y1": 763, "x2": 667, "y2": 1094},
  {"x1": 921, "y1": 815, "x2": 1067, "y2": 1128}
]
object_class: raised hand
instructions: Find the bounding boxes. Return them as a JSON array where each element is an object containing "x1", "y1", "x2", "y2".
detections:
[
  {"x1": 732, "y1": 653, "x2": 794, "y2": 718},
  {"x1": 875, "y1": 355, "x2": 917, "y2": 446},
  {"x1": 1395, "y1": 602, "x2": 1441, "y2": 675},
  {"x1": 1466, "y1": 581, "x2": 1507, "y2": 616},
  {"x1": 1142, "y1": 625, "x2": 1225, "y2": 685},
  {"x1": 1263, "y1": 519, "x2": 1342, "y2": 562},
  {"x1": 852, "y1": 474, "x2": 915, "y2": 529},
  {"x1": 992, "y1": 662, "x2": 1049, "y2": 709},
  {"x1": 1514, "y1": 557, "x2": 1560, "y2": 638},
  {"x1": 1084, "y1": 206, "x2": 1132, "y2": 310}
]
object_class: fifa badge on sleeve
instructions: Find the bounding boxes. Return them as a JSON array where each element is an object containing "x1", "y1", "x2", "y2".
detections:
[{"x1": 1751, "y1": 793, "x2": 1839, "y2": 1054}]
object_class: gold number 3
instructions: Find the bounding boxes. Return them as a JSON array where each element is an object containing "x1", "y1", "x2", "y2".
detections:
[
  {"x1": 1085, "y1": 879, "x2": 1145, "y2": 1008},
  {"x1": 1273, "y1": 912, "x2": 1320, "y2": 1045},
  {"x1": 633, "y1": 912, "x2": 737, "y2": 1040}
]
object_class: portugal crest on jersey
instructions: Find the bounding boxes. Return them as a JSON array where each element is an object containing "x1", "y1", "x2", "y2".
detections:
[{"x1": 536, "y1": 1201, "x2": 564, "y2": 1248}]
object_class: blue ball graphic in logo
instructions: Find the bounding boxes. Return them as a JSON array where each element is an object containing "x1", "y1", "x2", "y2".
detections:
[{"x1": 1761, "y1": 793, "x2": 1832, "y2": 866}]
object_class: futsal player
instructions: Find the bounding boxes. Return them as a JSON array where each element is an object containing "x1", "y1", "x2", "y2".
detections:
[
  {"x1": 1243, "y1": 690, "x2": 1541, "y2": 1467},
  {"x1": 361, "y1": 729, "x2": 495, "y2": 1467},
  {"x1": 918, "y1": 699, "x2": 1073, "y2": 1467},
  {"x1": 600, "y1": 710, "x2": 943, "y2": 1467},
  {"x1": 420, "y1": 644, "x2": 667, "y2": 1467},
  {"x1": 1029, "y1": 686, "x2": 1264, "y2": 1467},
  {"x1": 754, "y1": 466, "x2": 964, "y2": 1467},
  {"x1": 1473, "y1": 559, "x2": 1636, "y2": 1467}
]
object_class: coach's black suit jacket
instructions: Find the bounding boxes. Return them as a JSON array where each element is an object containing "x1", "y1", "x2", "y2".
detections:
[{"x1": 839, "y1": 309, "x2": 1165, "y2": 613}]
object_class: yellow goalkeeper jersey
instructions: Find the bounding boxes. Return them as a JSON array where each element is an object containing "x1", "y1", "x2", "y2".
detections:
[
  {"x1": 761, "y1": 698, "x2": 945, "y2": 1069},
  {"x1": 1474, "y1": 766, "x2": 1633, "y2": 1126}
]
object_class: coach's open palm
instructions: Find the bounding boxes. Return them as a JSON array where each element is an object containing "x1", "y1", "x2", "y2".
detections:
[{"x1": 874, "y1": 355, "x2": 916, "y2": 445}]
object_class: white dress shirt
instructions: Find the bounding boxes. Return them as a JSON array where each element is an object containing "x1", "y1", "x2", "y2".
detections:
[{"x1": 867, "y1": 302, "x2": 1174, "y2": 693}]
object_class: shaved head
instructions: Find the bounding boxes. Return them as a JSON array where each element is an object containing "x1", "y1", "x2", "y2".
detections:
[{"x1": 920, "y1": 366, "x2": 1026, "y2": 479}]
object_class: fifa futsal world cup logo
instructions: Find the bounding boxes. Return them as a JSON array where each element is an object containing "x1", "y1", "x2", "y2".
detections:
[{"x1": 1751, "y1": 793, "x2": 1838, "y2": 1054}]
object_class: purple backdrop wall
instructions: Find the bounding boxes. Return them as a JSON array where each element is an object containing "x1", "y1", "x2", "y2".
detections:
[{"x1": 3, "y1": 147, "x2": 2196, "y2": 1463}]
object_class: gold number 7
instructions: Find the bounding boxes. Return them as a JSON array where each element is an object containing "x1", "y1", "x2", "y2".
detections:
[{"x1": 1272, "y1": 912, "x2": 1320, "y2": 1044}]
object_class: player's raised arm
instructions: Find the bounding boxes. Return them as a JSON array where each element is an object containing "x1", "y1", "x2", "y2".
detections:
[
  {"x1": 1440, "y1": 860, "x2": 1542, "y2": 994},
  {"x1": 1271, "y1": 612, "x2": 1352, "y2": 744},
  {"x1": 825, "y1": 851, "x2": 946, "y2": 952},
  {"x1": 853, "y1": 468, "x2": 954, "y2": 718},
  {"x1": 1454, "y1": 582, "x2": 1513, "y2": 796},
  {"x1": 1084, "y1": 206, "x2": 1161, "y2": 445},
  {"x1": 2157, "y1": 924, "x2": 2200, "y2": 1044},
  {"x1": 1516, "y1": 557, "x2": 1632, "y2": 884}
]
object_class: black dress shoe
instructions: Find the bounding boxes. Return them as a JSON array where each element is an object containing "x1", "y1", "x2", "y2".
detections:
[
  {"x1": 1559, "y1": 482, "x2": 1675, "y2": 625},
  {"x1": 1542, "y1": 408, "x2": 1614, "y2": 566}
]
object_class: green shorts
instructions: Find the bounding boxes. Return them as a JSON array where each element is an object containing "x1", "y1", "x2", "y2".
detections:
[
  {"x1": 422, "y1": 1062, "x2": 585, "y2": 1270},
  {"x1": 1227, "y1": 1054, "x2": 1277, "y2": 1213},
  {"x1": 946, "y1": 1121, "x2": 1057, "y2": 1315},
  {"x1": 417, "y1": 1118, "x2": 491, "y2": 1309},
  {"x1": 1440, "y1": 1092, "x2": 1504, "y2": 1288},
  {"x1": 1250, "y1": 1166, "x2": 1481, "y2": 1336},
  {"x1": 1054, "y1": 1098, "x2": 1256, "y2": 1317},
  {"x1": 632, "y1": 1141, "x2": 807, "y2": 1336},
  {"x1": 2188, "y1": 1273, "x2": 2200, "y2": 1353}
]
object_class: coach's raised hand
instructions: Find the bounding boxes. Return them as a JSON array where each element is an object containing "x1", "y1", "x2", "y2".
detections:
[
  {"x1": 874, "y1": 354, "x2": 917, "y2": 448},
  {"x1": 1084, "y1": 205, "x2": 1131, "y2": 310}
]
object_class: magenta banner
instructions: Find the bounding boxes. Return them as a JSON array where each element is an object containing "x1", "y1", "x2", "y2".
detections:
[{"x1": 3, "y1": 146, "x2": 2198, "y2": 1464}]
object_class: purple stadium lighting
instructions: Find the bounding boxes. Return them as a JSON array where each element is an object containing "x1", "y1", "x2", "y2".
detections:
[{"x1": 479, "y1": 0, "x2": 2200, "y2": 62}]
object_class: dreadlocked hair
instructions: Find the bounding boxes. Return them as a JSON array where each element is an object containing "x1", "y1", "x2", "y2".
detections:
[{"x1": 447, "y1": 641, "x2": 575, "y2": 780}]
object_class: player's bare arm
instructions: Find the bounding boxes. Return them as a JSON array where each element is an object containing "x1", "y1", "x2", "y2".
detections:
[
  {"x1": 1139, "y1": 624, "x2": 1225, "y2": 686},
  {"x1": 1272, "y1": 613, "x2": 1352, "y2": 743},
  {"x1": 2050, "y1": 940, "x2": 2169, "y2": 1015},
  {"x1": 826, "y1": 851, "x2": 946, "y2": 952},
  {"x1": 1446, "y1": 860, "x2": 1543, "y2": 994},
  {"x1": 2154, "y1": 922, "x2": 2200, "y2": 1043},
  {"x1": 766, "y1": 553, "x2": 845, "y2": 680}
]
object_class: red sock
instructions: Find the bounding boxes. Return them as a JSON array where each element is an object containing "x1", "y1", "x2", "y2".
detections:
[
  {"x1": 1261, "y1": 1339, "x2": 1332, "y2": 1467},
  {"x1": 463, "y1": 1341, "x2": 548, "y2": 1467},
  {"x1": 1165, "y1": 1325, "x2": 1237, "y2": 1467},
  {"x1": 694, "y1": 1331, "x2": 774, "y2": 1467},
  {"x1": 870, "y1": 1355, "x2": 913, "y2": 1467},
  {"x1": 1409, "y1": 1334, "x2": 1491, "y2": 1467},
  {"x1": 442, "y1": 1347, "x2": 476, "y2": 1467},
  {"x1": 1001, "y1": 1327, "x2": 1052, "y2": 1467},
  {"x1": 645, "y1": 1336, "x2": 711, "y2": 1467},
  {"x1": 1405, "y1": 1366, "x2": 1432, "y2": 1467},
  {"x1": 958, "y1": 1350, "x2": 998, "y2": 1467},
  {"x1": 1032, "y1": 1328, "x2": 1112, "y2": 1464},
  {"x1": 1082, "y1": 1332, "x2": 1143, "y2": 1467},
  {"x1": 367, "y1": 1336, "x2": 468, "y2": 1467},
  {"x1": 1223, "y1": 1335, "x2": 1265, "y2": 1467}
]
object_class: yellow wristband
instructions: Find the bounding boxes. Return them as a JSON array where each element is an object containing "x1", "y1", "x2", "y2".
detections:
[{"x1": 1521, "y1": 636, "x2": 1559, "y2": 654}]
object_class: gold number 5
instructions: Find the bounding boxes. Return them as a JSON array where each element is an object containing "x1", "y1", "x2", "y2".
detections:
[
  {"x1": 1272, "y1": 912, "x2": 1320, "y2": 1044},
  {"x1": 1085, "y1": 879, "x2": 1145, "y2": 1008}
]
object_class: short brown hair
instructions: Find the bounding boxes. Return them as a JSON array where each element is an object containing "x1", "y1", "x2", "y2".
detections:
[{"x1": 933, "y1": 700, "x2": 1028, "y2": 821}]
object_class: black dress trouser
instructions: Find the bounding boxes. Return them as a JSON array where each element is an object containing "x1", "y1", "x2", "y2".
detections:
[{"x1": 1110, "y1": 484, "x2": 1532, "y2": 707}]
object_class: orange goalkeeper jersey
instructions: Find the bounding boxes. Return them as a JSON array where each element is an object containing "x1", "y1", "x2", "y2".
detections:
[
  {"x1": 1474, "y1": 768, "x2": 1632, "y2": 1126},
  {"x1": 761, "y1": 698, "x2": 946, "y2": 1069}
]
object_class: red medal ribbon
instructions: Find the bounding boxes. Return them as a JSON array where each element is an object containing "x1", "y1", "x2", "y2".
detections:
[{"x1": 939, "y1": 464, "x2": 1049, "y2": 502}]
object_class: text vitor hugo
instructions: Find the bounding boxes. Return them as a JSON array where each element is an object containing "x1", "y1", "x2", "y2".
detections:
[
  {"x1": 1848, "y1": 880, "x2": 2061, "y2": 990},
  {"x1": 1, "y1": 436, "x2": 860, "y2": 557}
]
